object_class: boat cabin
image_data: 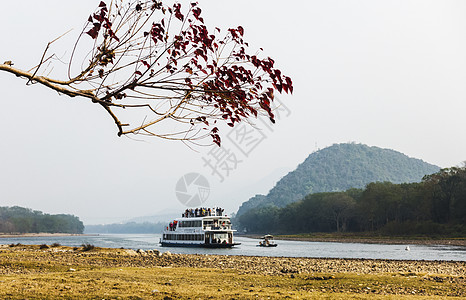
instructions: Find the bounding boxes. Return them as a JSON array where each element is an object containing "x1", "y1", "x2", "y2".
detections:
[{"x1": 160, "y1": 207, "x2": 239, "y2": 248}]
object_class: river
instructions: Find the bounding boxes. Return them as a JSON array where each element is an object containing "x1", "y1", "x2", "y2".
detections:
[{"x1": 1, "y1": 234, "x2": 465, "y2": 261}]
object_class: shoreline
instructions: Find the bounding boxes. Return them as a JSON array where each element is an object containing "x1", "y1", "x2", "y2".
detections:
[
  {"x1": 0, "y1": 233, "x2": 93, "y2": 238},
  {"x1": 242, "y1": 234, "x2": 466, "y2": 247}
]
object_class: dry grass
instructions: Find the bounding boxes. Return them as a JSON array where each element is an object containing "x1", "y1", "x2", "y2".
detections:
[{"x1": 0, "y1": 244, "x2": 464, "y2": 299}]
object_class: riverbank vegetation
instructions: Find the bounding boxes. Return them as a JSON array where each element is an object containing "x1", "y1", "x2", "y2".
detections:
[
  {"x1": 238, "y1": 167, "x2": 466, "y2": 237},
  {"x1": 0, "y1": 244, "x2": 464, "y2": 299},
  {"x1": 0, "y1": 207, "x2": 84, "y2": 234}
]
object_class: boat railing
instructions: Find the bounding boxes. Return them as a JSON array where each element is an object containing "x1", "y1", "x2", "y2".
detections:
[{"x1": 182, "y1": 207, "x2": 225, "y2": 218}]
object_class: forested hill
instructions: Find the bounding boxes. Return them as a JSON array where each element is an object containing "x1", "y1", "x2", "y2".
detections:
[
  {"x1": 237, "y1": 143, "x2": 440, "y2": 216},
  {"x1": 0, "y1": 206, "x2": 84, "y2": 234}
]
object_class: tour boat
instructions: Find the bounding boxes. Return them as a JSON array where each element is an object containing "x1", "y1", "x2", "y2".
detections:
[
  {"x1": 257, "y1": 234, "x2": 278, "y2": 247},
  {"x1": 160, "y1": 207, "x2": 240, "y2": 248}
]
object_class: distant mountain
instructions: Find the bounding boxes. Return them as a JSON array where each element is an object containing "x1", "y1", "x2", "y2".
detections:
[
  {"x1": 236, "y1": 143, "x2": 440, "y2": 216},
  {"x1": 126, "y1": 209, "x2": 180, "y2": 224},
  {"x1": 84, "y1": 222, "x2": 165, "y2": 234}
]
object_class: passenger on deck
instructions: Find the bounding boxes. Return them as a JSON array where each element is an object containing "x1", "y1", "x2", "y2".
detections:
[{"x1": 183, "y1": 207, "x2": 224, "y2": 218}]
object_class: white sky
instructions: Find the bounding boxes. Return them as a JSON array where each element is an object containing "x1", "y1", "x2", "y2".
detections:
[{"x1": 1, "y1": 1, "x2": 465, "y2": 224}]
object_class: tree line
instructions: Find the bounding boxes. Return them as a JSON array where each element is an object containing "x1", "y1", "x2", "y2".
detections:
[
  {"x1": 0, "y1": 206, "x2": 84, "y2": 234},
  {"x1": 237, "y1": 167, "x2": 466, "y2": 236}
]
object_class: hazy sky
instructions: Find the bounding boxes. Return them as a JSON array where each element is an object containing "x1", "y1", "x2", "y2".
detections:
[{"x1": 1, "y1": 1, "x2": 465, "y2": 224}]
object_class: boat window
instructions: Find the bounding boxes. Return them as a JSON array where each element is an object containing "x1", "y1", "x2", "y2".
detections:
[{"x1": 179, "y1": 220, "x2": 202, "y2": 227}]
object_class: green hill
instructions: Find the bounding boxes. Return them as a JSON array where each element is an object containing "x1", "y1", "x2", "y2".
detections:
[
  {"x1": 0, "y1": 206, "x2": 84, "y2": 234},
  {"x1": 236, "y1": 143, "x2": 440, "y2": 216}
]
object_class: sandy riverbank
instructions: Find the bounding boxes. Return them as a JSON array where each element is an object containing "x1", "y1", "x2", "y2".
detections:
[
  {"x1": 1, "y1": 244, "x2": 465, "y2": 298},
  {"x1": 1, "y1": 244, "x2": 465, "y2": 276}
]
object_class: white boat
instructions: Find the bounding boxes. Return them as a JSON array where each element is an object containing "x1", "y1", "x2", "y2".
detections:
[
  {"x1": 160, "y1": 207, "x2": 240, "y2": 248},
  {"x1": 257, "y1": 234, "x2": 278, "y2": 247}
]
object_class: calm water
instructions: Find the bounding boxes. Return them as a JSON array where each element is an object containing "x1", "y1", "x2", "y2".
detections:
[{"x1": 1, "y1": 234, "x2": 465, "y2": 261}]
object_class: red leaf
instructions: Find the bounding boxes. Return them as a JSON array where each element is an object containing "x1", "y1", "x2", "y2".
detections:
[
  {"x1": 211, "y1": 133, "x2": 221, "y2": 147},
  {"x1": 285, "y1": 76, "x2": 293, "y2": 93},
  {"x1": 282, "y1": 84, "x2": 289, "y2": 94},
  {"x1": 173, "y1": 3, "x2": 184, "y2": 21},
  {"x1": 192, "y1": 7, "x2": 203, "y2": 23},
  {"x1": 273, "y1": 83, "x2": 282, "y2": 93},
  {"x1": 99, "y1": 1, "x2": 106, "y2": 8},
  {"x1": 237, "y1": 26, "x2": 244, "y2": 36},
  {"x1": 141, "y1": 60, "x2": 151, "y2": 68},
  {"x1": 86, "y1": 24, "x2": 100, "y2": 39}
]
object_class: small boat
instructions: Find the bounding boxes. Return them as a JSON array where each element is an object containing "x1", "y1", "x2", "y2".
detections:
[
  {"x1": 160, "y1": 207, "x2": 240, "y2": 248},
  {"x1": 257, "y1": 234, "x2": 278, "y2": 247}
]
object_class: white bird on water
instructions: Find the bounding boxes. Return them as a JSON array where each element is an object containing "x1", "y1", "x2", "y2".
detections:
[{"x1": 405, "y1": 246, "x2": 410, "y2": 251}]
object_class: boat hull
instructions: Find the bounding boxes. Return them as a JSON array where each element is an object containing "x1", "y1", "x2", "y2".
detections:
[
  {"x1": 160, "y1": 242, "x2": 241, "y2": 248},
  {"x1": 257, "y1": 244, "x2": 278, "y2": 247}
]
